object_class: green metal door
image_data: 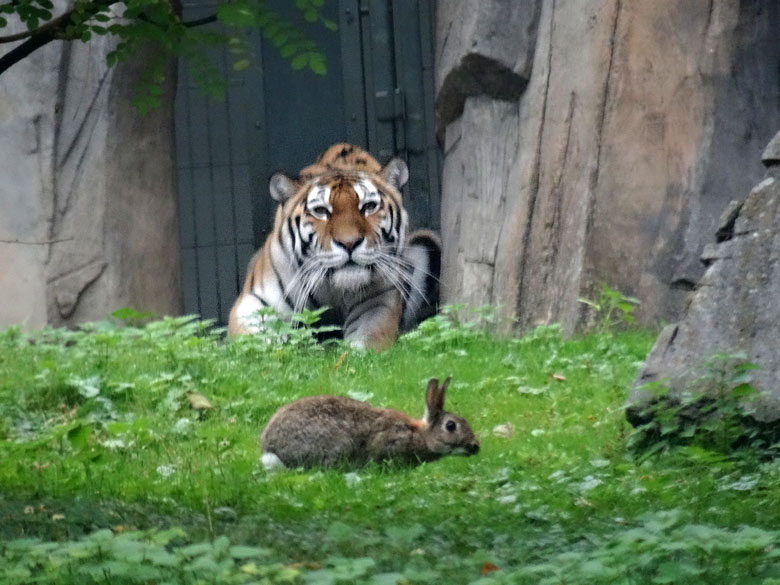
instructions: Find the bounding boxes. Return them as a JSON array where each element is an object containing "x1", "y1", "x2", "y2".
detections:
[{"x1": 175, "y1": 0, "x2": 440, "y2": 324}]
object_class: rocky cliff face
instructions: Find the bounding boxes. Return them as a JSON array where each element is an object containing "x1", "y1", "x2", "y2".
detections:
[
  {"x1": 0, "y1": 35, "x2": 181, "y2": 328},
  {"x1": 436, "y1": 0, "x2": 780, "y2": 333},
  {"x1": 628, "y1": 131, "x2": 780, "y2": 423}
]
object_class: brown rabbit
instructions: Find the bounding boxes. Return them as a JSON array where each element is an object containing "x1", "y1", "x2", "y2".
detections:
[{"x1": 260, "y1": 377, "x2": 479, "y2": 469}]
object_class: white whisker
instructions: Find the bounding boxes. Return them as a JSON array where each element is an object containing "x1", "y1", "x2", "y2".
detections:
[
  {"x1": 285, "y1": 257, "x2": 318, "y2": 296},
  {"x1": 374, "y1": 253, "x2": 428, "y2": 301},
  {"x1": 379, "y1": 249, "x2": 441, "y2": 284},
  {"x1": 295, "y1": 265, "x2": 327, "y2": 314},
  {"x1": 287, "y1": 259, "x2": 324, "y2": 314},
  {"x1": 373, "y1": 257, "x2": 422, "y2": 303}
]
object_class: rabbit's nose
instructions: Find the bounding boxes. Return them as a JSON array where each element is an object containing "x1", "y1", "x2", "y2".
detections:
[{"x1": 467, "y1": 442, "x2": 480, "y2": 455}]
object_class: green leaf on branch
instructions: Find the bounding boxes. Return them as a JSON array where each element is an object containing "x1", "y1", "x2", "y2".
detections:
[
  {"x1": 309, "y1": 53, "x2": 327, "y2": 75},
  {"x1": 233, "y1": 58, "x2": 250, "y2": 71},
  {"x1": 280, "y1": 44, "x2": 297, "y2": 58},
  {"x1": 217, "y1": 3, "x2": 256, "y2": 27},
  {"x1": 269, "y1": 31, "x2": 289, "y2": 48},
  {"x1": 291, "y1": 53, "x2": 309, "y2": 70}
]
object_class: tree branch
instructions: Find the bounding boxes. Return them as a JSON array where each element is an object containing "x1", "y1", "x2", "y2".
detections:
[
  {"x1": 0, "y1": 0, "x2": 116, "y2": 75},
  {"x1": 0, "y1": 26, "x2": 58, "y2": 74},
  {"x1": 0, "y1": 11, "x2": 73, "y2": 44},
  {"x1": 182, "y1": 13, "x2": 217, "y2": 28},
  {"x1": 0, "y1": 0, "x2": 214, "y2": 76}
]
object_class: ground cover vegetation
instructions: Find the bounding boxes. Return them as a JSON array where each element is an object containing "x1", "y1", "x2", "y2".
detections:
[{"x1": 1, "y1": 305, "x2": 779, "y2": 584}]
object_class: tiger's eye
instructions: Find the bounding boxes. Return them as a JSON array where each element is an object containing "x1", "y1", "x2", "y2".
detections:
[
  {"x1": 310, "y1": 205, "x2": 330, "y2": 218},
  {"x1": 361, "y1": 201, "x2": 378, "y2": 214},
  {"x1": 445, "y1": 420, "x2": 457, "y2": 432}
]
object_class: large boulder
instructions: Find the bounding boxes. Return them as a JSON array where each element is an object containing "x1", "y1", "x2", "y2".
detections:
[
  {"x1": 628, "y1": 130, "x2": 780, "y2": 424},
  {"x1": 435, "y1": 0, "x2": 541, "y2": 133},
  {"x1": 436, "y1": 0, "x2": 780, "y2": 333}
]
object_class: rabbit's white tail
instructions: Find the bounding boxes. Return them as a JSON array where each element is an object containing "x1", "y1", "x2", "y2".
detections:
[{"x1": 261, "y1": 452, "x2": 286, "y2": 471}]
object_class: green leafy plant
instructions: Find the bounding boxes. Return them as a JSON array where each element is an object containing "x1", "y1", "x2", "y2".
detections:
[
  {"x1": 488, "y1": 510, "x2": 780, "y2": 585},
  {"x1": 111, "y1": 307, "x2": 158, "y2": 327},
  {"x1": 399, "y1": 304, "x2": 501, "y2": 352},
  {"x1": 1, "y1": 529, "x2": 301, "y2": 585},
  {"x1": 234, "y1": 306, "x2": 341, "y2": 351},
  {"x1": 628, "y1": 352, "x2": 774, "y2": 456},
  {"x1": 578, "y1": 282, "x2": 641, "y2": 333}
]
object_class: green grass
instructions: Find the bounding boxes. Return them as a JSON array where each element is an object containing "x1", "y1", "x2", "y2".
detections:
[{"x1": 1, "y1": 313, "x2": 779, "y2": 584}]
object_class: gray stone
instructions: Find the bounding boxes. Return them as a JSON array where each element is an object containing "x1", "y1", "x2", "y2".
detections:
[
  {"x1": 52, "y1": 260, "x2": 107, "y2": 319},
  {"x1": 435, "y1": 0, "x2": 542, "y2": 132},
  {"x1": 628, "y1": 160, "x2": 780, "y2": 423},
  {"x1": 763, "y1": 130, "x2": 780, "y2": 167},
  {"x1": 0, "y1": 14, "x2": 62, "y2": 329},
  {"x1": 715, "y1": 200, "x2": 743, "y2": 242},
  {"x1": 0, "y1": 32, "x2": 181, "y2": 329},
  {"x1": 436, "y1": 0, "x2": 780, "y2": 334},
  {"x1": 700, "y1": 241, "x2": 736, "y2": 267}
]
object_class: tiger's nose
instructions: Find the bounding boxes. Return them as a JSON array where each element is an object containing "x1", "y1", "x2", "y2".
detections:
[{"x1": 333, "y1": 236, "x2": 364, "y2": 254}]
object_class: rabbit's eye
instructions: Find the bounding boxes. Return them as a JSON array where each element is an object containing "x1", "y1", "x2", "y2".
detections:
[{"x1": 445, "y1": 420, "x2": 457, "y2": 433}]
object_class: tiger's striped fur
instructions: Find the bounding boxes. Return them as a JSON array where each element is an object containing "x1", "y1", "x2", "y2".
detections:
[{"x1": 227, "y1": 144, "x2": 440, "y2": 350}]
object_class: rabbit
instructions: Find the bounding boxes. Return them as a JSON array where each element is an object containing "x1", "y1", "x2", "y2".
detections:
[{"x1": 260, "y1": 377, "x2": 480, "y2": 469}]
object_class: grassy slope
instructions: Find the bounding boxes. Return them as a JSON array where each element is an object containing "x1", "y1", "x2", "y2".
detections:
[{"x1": 0, "y1": 316, "x2": 778, "y2": 584}]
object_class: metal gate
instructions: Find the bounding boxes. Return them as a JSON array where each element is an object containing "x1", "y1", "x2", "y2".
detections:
[{"x1": 175, "y1": 0, "x2": 440, "y2": 325}]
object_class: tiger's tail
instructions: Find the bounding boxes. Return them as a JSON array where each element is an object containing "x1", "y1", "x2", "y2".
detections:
[{"x1": 400, "y1": 229, "x2": 441, "y2": 332}]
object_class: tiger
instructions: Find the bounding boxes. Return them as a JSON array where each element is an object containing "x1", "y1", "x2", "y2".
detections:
[{"x1": 227, "y1": 143, "x2": 441, "y2": 350}]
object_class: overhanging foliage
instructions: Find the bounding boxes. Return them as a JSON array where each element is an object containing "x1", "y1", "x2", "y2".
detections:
[{"x1": 0, "y1": 0, "x2": 334, "y2": 110}]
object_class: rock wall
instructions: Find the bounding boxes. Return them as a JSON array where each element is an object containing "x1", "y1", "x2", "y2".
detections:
[
  {"x1": 0, "y1": 33, "x2": 181, "y2": 329},
  {"x1": 628, "y1": 131, "x2": 780, "y2": 423},
  {"x1": 436, "y1": 0, "x2": 780, "y2": 333}
]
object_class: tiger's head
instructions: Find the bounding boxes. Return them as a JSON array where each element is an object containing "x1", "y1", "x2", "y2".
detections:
[{"x1": 269, "y1": 145, "x2": 411, "y2": 301}]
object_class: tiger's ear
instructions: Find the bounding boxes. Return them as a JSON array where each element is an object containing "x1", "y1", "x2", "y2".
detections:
[
  {"x1": 382, "y1": 158, "x2": 409, "y2": 191},
  {"x1": 269, "y1": 173, "x2": 298, "y2": 202}
]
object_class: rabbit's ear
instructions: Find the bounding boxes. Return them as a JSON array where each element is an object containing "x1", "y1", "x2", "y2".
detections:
[
  {"x1": 425, "y1": 378, "x2": 439, "y2": 406},
  {"x1": 424, "y1": 378, "x2": 445, "y2": 424}
]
